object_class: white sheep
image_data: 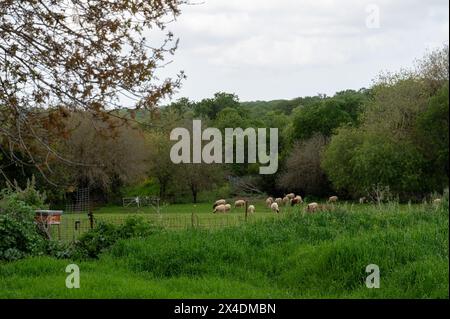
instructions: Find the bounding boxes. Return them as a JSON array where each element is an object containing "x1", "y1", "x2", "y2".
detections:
[
  {"x1": 213, "y1": 199, "x2": 226, "y2": 208},
  {"x1": 291, "y1": 195, "x2": 303, "y2": 206},
  {"x1": 306, "y1": 202, "x2": 319, "y2": 213},
  {"x1": 275, "y1": 197, "x2": 283, "y2": 205},
  {"x1": 328, "y1": 196, "x2": 338, "y2": 203},
  {"x1": 266, "y1": 197, "x2": 274, "y2": 207},
  {"x1": 270, "y1": 202, "x2": 280, "y2": 213},
  {"x1": 234, "y1": 199, "x2": 246, "y2": 208},
  {"x1": 286, "y1": 193, "x2": 295, "y2": 199},
  {"x1": 213, "y1": 204, "x2": 228, "y2": 213},
  {"x1": 248, "y1": 205, "x2": 255, "y2": 213},
  {"x1": 282, "y1": 196, "x2": 290, "y2": 206}
]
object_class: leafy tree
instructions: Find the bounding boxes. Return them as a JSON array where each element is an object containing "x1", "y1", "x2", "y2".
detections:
[
  {"x1": 178, "y1": 163, "x2": 224, "y2": 203},
  {"x1": 416, "y1": 83, "x2": 449, "y2": 183},
  {"x1": 291, "y1": 92, "x2": 364, "y2": 140},
  {"x1": 214, "y1": 107, "x2": 248, "y2": 130},
  {"x1": 146, "y1": 131, "x2": 178, "y2": 200},
  {"x1": 166, "y1": 97, "x2": 195, "y2": 117},
  {"x1": 322, "y1": 46, "x2": 449, "y2": 199},
  {"x1": 194, "y1": 92, "x2": 240, "y2": 120}
]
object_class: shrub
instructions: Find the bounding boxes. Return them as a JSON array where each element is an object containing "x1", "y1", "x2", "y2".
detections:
[
  {"x1": 73, "y1": 216, "x2": 161, "y2": 259},
  {"x1": 3, "y1": 176, "x2": 47, "y2": 209},
  {"x1": 0, "y1": 190, "x2": 45, "y2": 261}
]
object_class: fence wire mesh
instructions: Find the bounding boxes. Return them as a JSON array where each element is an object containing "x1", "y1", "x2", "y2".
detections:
[{"x1": 47, "y1": 211, "x2": 281, "y2": 242}]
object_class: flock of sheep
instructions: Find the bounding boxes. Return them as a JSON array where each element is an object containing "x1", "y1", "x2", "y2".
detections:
[
  {"x1": 212, "y1": 195, "x2": 444, "y2": 215},
  {"x1": 212, "y1": 193, "x2": 341, "y2": 214}
]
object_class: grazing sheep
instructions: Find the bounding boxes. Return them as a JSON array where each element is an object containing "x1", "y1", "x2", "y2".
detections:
[
  {"x1": 234, "y1": 199, "x2": 246, "y2": 208},
  {"x1": 224, "y1": 203, "x2": 231, "y2": 212},
  {"x1": 275, "y1": 197, "x2": 283, "y2": 205},
  {"x1": 291, "y1": 195, "x2": 303, "y2": 206},
  {"x1": 286, "y1": 193, "x2": 295, "y2": 199},
  {"x1": 266, "y1": 197, "x2": 274, "y2": 207},
  {"x1": 328, "y1": 196, "x2": 338, "y2": 203},
  {"x1": 282, "y1": 196, "x2": 290, "y2": 206},
  {"x1": 248, "y1": 205, "x2": 255, "y2": 213},
  {"x1": 270, "y1": 202, "x2": 280, "y2": 213},
  {"x1": 213, "y1": 204, "x2": 228, "y2": 213},
  {"x1": 305, "y1": 202, "x2": 319, "y2": 213},
  {"x1": 359, "y1": 197, "x2": 366, "y2": 204},
  {"x1": 433, "y1": 198, "x2": 442, "y2": 205},
  {"x1": 213, "y1": 199, "x2": 226, "y2": 208}
]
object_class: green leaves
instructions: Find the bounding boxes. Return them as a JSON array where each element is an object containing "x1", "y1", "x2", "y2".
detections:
[
  {"x1": 0, "y1": 187, "x2": 45, "y2": 261},
  {"x1": 292, "y1": 91, "x2": 365, "y2": 140}
]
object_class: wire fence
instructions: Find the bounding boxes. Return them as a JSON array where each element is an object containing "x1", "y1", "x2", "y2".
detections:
[{"x1": 46, "y1": 211, "x2": 280, "y2": 242}]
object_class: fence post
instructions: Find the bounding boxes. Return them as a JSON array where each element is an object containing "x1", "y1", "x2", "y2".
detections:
[
  {"x1": 245, "y1": 200, "x2": 248, "y2": 222},
  {"x1": 88, "y1": 211, "x2": 94, "y2": 229}
]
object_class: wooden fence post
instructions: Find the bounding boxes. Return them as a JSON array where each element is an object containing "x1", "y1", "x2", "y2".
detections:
[
  {"x1": 88, "y1": 211, "x2": 94, "y2": 229},
  {"x1": 245, "y1": 200, "x2": 248, "y2": 222}
]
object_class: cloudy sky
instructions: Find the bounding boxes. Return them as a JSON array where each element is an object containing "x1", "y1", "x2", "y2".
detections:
[{"x1": 158, "y1": 0, "x2": 449, "y2": 102}]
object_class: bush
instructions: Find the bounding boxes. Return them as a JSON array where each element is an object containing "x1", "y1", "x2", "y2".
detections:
[
  {"x1": 0, "y1": 188, "x2": 46, "y2": 261},
  {"x1": 4, "y1": 177, "x2": 47, "y2": 209},
  {"x1": 73, "y1": 216, "x2": 161, "y2": 259}
]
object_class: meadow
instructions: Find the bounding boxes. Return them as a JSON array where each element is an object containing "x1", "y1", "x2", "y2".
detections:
[
  {"x1": 0, "y1": 199, "x2": 448, "y2": 298},
  {"x1": 51, "y1": 199, "x2": 289, "y2": 241}
]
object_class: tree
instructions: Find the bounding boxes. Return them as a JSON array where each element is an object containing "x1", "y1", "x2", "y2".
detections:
[
  {"x1": 194, "y1": 92, "x2": 240, "y2": 120},
  {"x1": 146, "y1": 130, "x2": 177, "y2": 200},
  {"x1": 322, "y1": 46, "x2": 449, "y2": 200},
  {"x1": 291, "y1": 91, "x2": 365, "y2": 140},
  {"x1": 178, "y1": 163, "x2": 224, "y2": 203},
  {"x1": 166, "y1": 97, "x2": 195, "y2": 117},
  {"x1": 51, "y1": 112, "x2": 149, "y2": 199},
  {"x1": 0, "y1": 0, "x2": 186, "y2": 184},
  {"x1": 277, "y1": 134, "x2": 330, "y2": 196},
  {"x1": 416, "y1": 83, "x2": 449, "y2": 183}
]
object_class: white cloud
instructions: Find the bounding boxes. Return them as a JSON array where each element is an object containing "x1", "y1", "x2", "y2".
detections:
[{"x1": 157, "y1": 0, "x2": 449, "y2": 101}]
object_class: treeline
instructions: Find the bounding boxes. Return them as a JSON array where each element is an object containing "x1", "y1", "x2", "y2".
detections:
[
  {"x1": 0, "y1": 46, "x2": 448, "y2": 204},
  {"x1": 148, "y1": 45, "x2": 448, "y2": 202}
]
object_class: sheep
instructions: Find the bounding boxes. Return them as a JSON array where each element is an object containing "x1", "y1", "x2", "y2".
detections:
[
  {"x1": 270, "y1": 202, "x2": 280, "y2": 213},
  {"x1": 213, "y1": 199, "x2": 226, "y2": 208},
  {"x1": 248, "y1": 205, "x2": 255, "y2": 213},
  {"x1": 275, "y1": 197, "x2": 283, "y2": 205},
  {"x1": 234, "y1": 199, "x2": 246, "y2": 208},
  {"x1": 213, "y1": 204, "x2": 228, "y2": 213},
  {"x1": 305, "y1": 202, "x2": 319, "y2": 213},
  {"x1": 359, "y1": 197, "x2": 366, "y2": 204},
  {"x1": 282, "y1": 196, "x2": 290, "y2": 206},
  {"x1": 266, "y1": 197, "x2": 274, "y2": 207},
  {"x1": 224, "y1": 203, "x2": 231, "y2": 212},
  {"x1": 433, "y1": 198, "x2": 442, "y2": 205},
  {"x1": 286, "y1": 193, "x2": 295, "y2": 199},
  {"x1": 328, "y1": 196, "x2": 338, "y2": 203},
  {"x1": 291, "y1": 195, "x2": 303, "y2": 206}
]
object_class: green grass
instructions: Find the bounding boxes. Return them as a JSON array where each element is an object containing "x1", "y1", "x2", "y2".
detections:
[
  {"x1": 52, "y1": 199, "x2": 285, "y2": 241},
  {"x1": 0, "y1": 201, "x2": 448, "y2": 298}
]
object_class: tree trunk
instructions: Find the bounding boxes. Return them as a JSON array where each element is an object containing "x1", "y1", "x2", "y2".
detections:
[{"x1": 191, "y1": 186, "x2": 198, "y2": 203}]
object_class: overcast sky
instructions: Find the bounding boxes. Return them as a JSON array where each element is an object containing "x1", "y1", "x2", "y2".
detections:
[{"x1": 158, "y1": 0, "x2": 449, "y2": 102}]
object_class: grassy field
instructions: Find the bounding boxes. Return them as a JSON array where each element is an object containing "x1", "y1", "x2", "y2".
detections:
[
  {"x1": 52, "y1": 199, "x2": 293, "y2": 241},
  {"x1": 0, "y1": 200, "x2": 448, "y2": 298}
]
